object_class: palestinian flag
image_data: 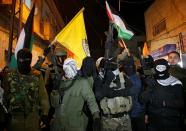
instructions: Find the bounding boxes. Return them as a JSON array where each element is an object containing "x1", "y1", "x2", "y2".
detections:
[
  {"x1": 105, "y1": 1, "x2": 134, "y2": 40},
  {"x1": 10, "y1": 4, "x2": 35, "y2": 68}
]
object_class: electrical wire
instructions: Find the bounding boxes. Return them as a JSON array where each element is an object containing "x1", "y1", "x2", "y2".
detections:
[
  {"x1": 96, "y1": 0, "x2": 145, "y2": 34},
  {"x1": 120, "y1": 0, "x2": 154, "y2": 4}
]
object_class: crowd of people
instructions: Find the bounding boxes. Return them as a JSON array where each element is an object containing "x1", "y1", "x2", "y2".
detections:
[{"x1": 0, "y1": 44, "x2": 185, "y2": 131}]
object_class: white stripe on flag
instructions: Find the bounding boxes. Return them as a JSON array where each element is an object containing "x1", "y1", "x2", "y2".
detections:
[
  {"x1": 113, "y1": 14, "x2": 127, "y2": 30},
  {"x1": 15, "y1": 29, "x2": 25, "y2": 59}
]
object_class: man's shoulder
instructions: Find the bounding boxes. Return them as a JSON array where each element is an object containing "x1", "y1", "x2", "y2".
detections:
[
  {"x1": 77, "y1": 76, "x2": 91, "y2": 81},
  {"x1": 5, "y1": 69, "x2": 17, "y2": 76},
  {"x1": 169, "y1": 66, "x2": 186, "y2": 77},
  {"x1": 170, "y1": 65, "x2": 186, "y2": 71},
  {"x1": 74, "y1": 76, "x2": 91, "y2": 87}
]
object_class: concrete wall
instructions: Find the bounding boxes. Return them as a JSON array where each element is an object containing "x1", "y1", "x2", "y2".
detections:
[
  {"x1": 0, "y1": 0, "x2": 64, "y2": 69},
  {"x1": 145, "y1": 0, "x2": 186, "y2": 52}
]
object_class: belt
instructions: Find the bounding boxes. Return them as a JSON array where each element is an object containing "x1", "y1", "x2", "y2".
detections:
[{"x1": 102, "y1": 112, "x2": 128, "y2": 118}]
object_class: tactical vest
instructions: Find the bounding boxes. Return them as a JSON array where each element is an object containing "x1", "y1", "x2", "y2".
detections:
[
  {"x1": 100, "y1": 96, "x2": 132, "y2": 115},
  {"x1": 100, "y1": 72, "x2": 133, "y2": 115},
  {"x1": 6, "y1": 70, "x2": 40, "y2": 116}
]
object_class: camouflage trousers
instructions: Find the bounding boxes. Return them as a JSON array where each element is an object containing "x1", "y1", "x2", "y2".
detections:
[
  {"x1": 10, "y1": 112, "x2": 40, "y2": 131},
  {"x1": 101, "y1": 114, "x2": 132, "y2": 131}
]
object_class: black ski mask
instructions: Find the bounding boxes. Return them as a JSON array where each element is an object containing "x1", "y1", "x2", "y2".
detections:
[
  {"x1": 154, "y1": 59, "x2": 170, "y2": 79},
  {"x1": 141, "y1": 55, "x2": 155, "y2": 76},
  {"x1": 17, "y1": 48, "x2": 32, "y2": 74}
]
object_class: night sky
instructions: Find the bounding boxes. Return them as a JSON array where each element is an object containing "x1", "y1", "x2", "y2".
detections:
[
  {"x1": 55, "y1": 0, "x2": 154, "y2": 34},
  {"x1": 107, "y1": 0, "x2": 155, "y2": 35},
  {"x1": 54, "y1": 0, "x2": 154, "y2": 58}
]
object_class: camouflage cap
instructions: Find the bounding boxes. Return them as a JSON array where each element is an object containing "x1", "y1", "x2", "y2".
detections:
[
  {"x1": 54, "y1": 45, "x2": 67, "y2": 56},
  {"x1": 55, "y1": 50, "x2": 67, "y2": 56}
]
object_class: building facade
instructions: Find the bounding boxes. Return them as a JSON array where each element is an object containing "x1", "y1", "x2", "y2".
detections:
[
  {"x1": 145, "y1": 0, "x2": 186, "y2": 67},
  {"x1": 0, "y1": 0, "x2": 64, "y2": 69}
]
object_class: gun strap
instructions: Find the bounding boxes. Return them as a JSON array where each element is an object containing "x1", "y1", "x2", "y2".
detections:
[{"x1": 58, "y1": 76, "x2": 78, "y2": 104}]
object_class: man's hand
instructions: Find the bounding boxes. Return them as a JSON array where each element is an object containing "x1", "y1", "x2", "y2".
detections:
[
  {"x1": 40, "y1": 115, "x2": 48, "y2": 128},
  {"x1": 93, "y1": 112, "x2": 101, "y2": 131},
  {"x1": 43, "y1": 47, "x2": 51, "y2": 56}
]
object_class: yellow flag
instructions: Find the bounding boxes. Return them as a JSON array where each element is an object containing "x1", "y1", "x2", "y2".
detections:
[
  {"x1": 55, "y1": 8, "x2": 90, "y2": 68},
  {"x1": 142, "y1": 42, "x2": 149, "y2": 56}
]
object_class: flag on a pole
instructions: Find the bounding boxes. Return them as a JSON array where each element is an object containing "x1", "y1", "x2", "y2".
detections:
[
  {"x1": 9, "y1": 4, "x2": 35, "y2": 68},
  {"x1": 105, "y1": 1, "x2": 134, "y2": 40},
  {"x1": 55, "y1": 8, "x2": 90, "y2": 68},
  {"x1": 142, "y1": 42, "x2": 149, "y2": 56}
]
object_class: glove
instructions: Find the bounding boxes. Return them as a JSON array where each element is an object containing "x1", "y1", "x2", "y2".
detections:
[
  {"x1": 92, "y1": 112, "x2": 101, "y2": 131},
  {"x1": 104, "y1": 70, "x2": 115, "y2": 85},
  {"x1": 40, "y1": 115, "x2": 48, "y2": 128},
  {"x1": 93, "y1": 117, "x2": 101, "y2": 131},
  {"x1": 43, "y1": 47, "x2": 51, "y2": 56}
]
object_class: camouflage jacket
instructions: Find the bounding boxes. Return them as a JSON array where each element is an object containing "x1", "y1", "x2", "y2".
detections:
[{"x1": 2, "y1": 68, "x2": 49, "y2": 117}]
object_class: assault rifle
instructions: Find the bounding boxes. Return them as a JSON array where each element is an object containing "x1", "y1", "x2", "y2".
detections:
[{"x1": 50, "y1": 45, "x2": 61, "y2": 90}]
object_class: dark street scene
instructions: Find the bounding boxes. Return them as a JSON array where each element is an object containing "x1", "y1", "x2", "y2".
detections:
[{"x1": 0, "y1": 0, "x2": 186, "y2": 131}]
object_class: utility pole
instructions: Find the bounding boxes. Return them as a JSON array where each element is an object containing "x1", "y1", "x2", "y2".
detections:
[
  {"x1": 119, "y1": 0, "x2": 121, "y2": 11},
  {"x1": 179, "y1": 33, "x2": 184, "y2": 67},
  {"x1": 7, "y1": 0, "x2": 16, "y2": 65},
  {"x1": 119, "y1": 0, "x2": 124, "y2": 11}
]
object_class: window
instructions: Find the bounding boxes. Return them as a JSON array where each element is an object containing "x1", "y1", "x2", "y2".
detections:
[
  {"x1": 40, "y1": 20, "x2": 44, "y2": 34},
  {"x1": 25, "y1": 0, "x2": 31, "y2": 9},
  {"x1": 153, "y1": 19, "x2": 166, "y2": 36},
  {"x1": 0, "y1": 0, "x2": 12, "y2": 4}
]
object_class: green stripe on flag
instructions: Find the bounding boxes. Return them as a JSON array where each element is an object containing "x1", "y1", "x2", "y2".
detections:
[
  {"x1": 9, "y1": 35, "x2": 34, "y2": 69},
  {"x1": 113, "y1": 24, "x2": 133, "y2": 40}
]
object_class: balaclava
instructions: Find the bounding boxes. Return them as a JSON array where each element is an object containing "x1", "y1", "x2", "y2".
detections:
[
  {"x1": 141, "y1": 55, "x2": 155, "y2": 76},
  {"x1": 81, "y1": 57, "x2": 97, "y2": 79},
  {"x1": 141, "y1": 55, "x2": 154, "y2": 69},
  {"x1": 122, "y1": 56, "x2": 136, "y2": 76},
  {"x1": 17, "y1": 48, "x2": 32, "y2": 74},
  {"x1": 63, "y1": 58, "x2": 77, "y2": 79},
  {"x1": 154, "y1": 59, "x2": 170, "y2": 79}
]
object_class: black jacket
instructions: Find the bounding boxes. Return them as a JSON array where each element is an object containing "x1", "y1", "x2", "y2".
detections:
[{"x1": 140, "y1": 76, "x2": 184, "y2": 117}]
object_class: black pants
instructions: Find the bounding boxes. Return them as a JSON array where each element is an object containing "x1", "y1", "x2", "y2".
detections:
[
  {"x1": 148, "y1": 115, "x2": 182, "y2": 131},
  {"x1": 131, "y1": 115, "x2": 146, "y2": 131}
]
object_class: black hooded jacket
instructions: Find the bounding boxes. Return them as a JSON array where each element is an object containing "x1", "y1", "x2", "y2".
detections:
[{"x1": 140, "y1": 76, "x2": 184, "y2": 117}]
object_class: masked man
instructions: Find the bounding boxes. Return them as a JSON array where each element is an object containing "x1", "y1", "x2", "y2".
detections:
[
  {"x1": 2, "y1": 48, "x2": 50, "y2": 131},
  {"x1": 48, "y1": 47, "x2": 68, "y2": 131},
  {"x1": 94, "y1": 55, "x2": 133, "y2": 131},
  {"x1": 140, "y1": 59, "x2": 184, "y2": 131},
  {"x1": 51, "y1": 58, "x2": 100, "y2": 131},
  {"x1": 120, "y1": 56, "x2": 145, "y2": 131}
]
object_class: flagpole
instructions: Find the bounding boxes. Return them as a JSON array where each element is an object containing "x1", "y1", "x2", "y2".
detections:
[
  {"x1": 18, "y1": 0, "x2": 23, "y2": 34},
  {"x1": 7, "y1": 0, "x2": 16, "y2": 65},
  {"x1": 49, "y1": 38, "x2": 57, "y2": 47},
  {"x1": 120, "y1": 39, "x2": 130, "y2": 56}
]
